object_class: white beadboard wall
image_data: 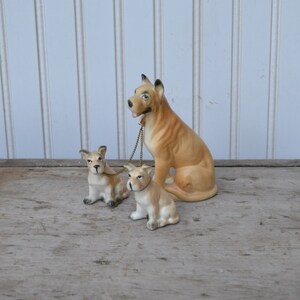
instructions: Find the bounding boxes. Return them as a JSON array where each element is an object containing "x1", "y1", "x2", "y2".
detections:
[{"x1": 0, "y1": 0, "x2": 299, "y2": 160}]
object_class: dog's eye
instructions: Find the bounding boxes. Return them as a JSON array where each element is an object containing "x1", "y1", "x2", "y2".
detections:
[
  {"x1": 128, "y1": 174, "x2": 131, "y2": 177},
  {"x1": 141, "y1": 94, "x2": 149, "y2": 101},
  {"x1": 98, "y1": 157, "x2": 102, "y2": 161},
  {"x1": 137, "y1": 175, "x2": 143, "y2": 179},
  {"x1": 87, "y1": 159, "x2": 92, "y2": 163}
]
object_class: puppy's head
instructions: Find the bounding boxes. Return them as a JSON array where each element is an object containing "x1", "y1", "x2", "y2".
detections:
[
  {"x1": 124, "y1": 163, "x2": 152, "y2": 192},
  {"x1": 79, "y1": 145, "x2": 107, "y2": 175},
  {"x1": 127, "y1": 74, "x2": 164, "y2": 118}
]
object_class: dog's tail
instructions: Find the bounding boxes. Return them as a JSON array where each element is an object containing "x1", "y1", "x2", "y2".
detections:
[{"x1": 165, "y1": 183, "x2": 218, "y2": 202}]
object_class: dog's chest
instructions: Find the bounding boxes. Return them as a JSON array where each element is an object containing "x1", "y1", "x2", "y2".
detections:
[
  {"x1": 144, "y1": 125, "x2": 154, "y2": 153},
  {"x1": 88, "y1": 173, "x2": 108, "y2": 187},
  {"x1": 144, "y1": 120, "x2": 169, "y2": 155},
  {"x1": 135, "y1": 192, "x2": 152, "y2": 208}
]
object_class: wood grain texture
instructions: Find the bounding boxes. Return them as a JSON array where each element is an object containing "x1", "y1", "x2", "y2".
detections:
[{"x1": 0, "y1": 166, "x2": 299, "y2": 299}]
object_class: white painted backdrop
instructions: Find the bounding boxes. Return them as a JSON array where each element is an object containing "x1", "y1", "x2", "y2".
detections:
[{"x1": 0, "y1": 0, "x2": 299, "y2": 160}]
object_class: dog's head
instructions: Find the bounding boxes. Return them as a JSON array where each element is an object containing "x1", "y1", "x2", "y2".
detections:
[
  {"x1": 124, "y1": 163, "x2": 152, "y2": 192},
  {"x1": 127, "y1": 74, "x2": 164, "y2": 118},
  {"x1": 79, "y1": 146, "x2": 107, "y2": 175}
]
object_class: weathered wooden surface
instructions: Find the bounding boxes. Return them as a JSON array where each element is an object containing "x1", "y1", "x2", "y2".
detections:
[{"x1": 0, "y1": 166, "x2": 299, "y2": 300}]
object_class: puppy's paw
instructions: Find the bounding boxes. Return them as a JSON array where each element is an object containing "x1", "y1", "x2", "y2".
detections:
[
  {"x1": 130, "y1": 211, "x2": 137, "y2": 220},
  {"x1": 83, "y1": 197, "x2": 103, "y2": 205},
  {"x1": 157, "y1": 219, "x2": 168, "y2": 228},
  {"x1": 83, "y1": 198, "x2": 93, "y2": 205},
  {"x1": 116, "y1": 198, "x2": 123, "y2": 205},
  {"x1": 146, "y1": 220, "x2": 158, "y2": 231},
  {"x1": 107, "y1": 200, "x2": 117, "y2": 208},
  {"x1": 130, "y1": 211, "x2": 145, "y2": 220}
]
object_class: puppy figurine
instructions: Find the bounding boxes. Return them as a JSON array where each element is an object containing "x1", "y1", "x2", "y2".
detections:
[
  {"x1": 127, "y1": 74, "x2": 218, "y2": 202},
  {"x1": 80, "y1": 146, "x2": 129, "y2": 208},
  {"x1": 124, "y1": 163, "x2": 179, "y2": 231}
]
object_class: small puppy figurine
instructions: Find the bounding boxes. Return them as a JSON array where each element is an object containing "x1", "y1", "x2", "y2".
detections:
[
  {"x1": 80, "y1": 146, "x2": 129, "y2": 208},
  {"x1": 124, "y1": 163, "x2": 179, "y2": 230}
]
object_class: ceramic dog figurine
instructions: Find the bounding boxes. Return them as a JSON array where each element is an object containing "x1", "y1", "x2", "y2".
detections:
[
  {"x1": 127, "y1": 74, "x2": 218, "y2": 202},
  {"x1": 124, "y1": 163, "x2": 179, "y2": 231},
  {"x1": 80, "y1": 146, "x2": 129, "y2": 208}
]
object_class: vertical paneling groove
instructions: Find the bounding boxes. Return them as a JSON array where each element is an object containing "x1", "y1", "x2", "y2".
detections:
[
  {"x1": 153, "y1": 0, "x2": 163, "y2": 80},
  {"x1": 0, "y1": 0, "x2": 14, "y2": 158},
  {"x1": 113, "y1": 0, "x2": 126, "y2": 159},
  {"x1": 74, "y1": 0, "x2": 89, "y2": 150},
  {"x1": 34, "y1": 0, "x2": 53, "y2": 158},
  {"x1": 192, "y1": 0, "x2": 202, "y2": 136},
  {"x1": 267, "y1": 0, "x2": 281, "y2": 159},
  {"x1": 230, "y1": 0, "x2": 242, "y2": 159}
]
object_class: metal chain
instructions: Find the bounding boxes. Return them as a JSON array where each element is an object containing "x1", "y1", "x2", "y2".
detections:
[
  {"x1": 128, "y1": 126, "x2": 144, "y2": 166},
  {"x1": 139, "y1": 126, "x2": 144, "y2": 166},
  {"x1": 104, "y1": 126, "x2": 144, "y2": 176}
]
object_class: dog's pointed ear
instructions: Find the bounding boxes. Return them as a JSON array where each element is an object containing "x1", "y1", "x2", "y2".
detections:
[
  {"x1": 98, "y1": 145, "x2": 107, "y2": 156},
  {"x1": 104, "y1": 165, "x2": 116, "y2": 175},
  {"x1": 154, "y1": 79, "x2": 164, "y2": 99},
  {"x1": 141, "y1": 74, "x2": 152, "y2": 85},
  {"x1": 124, "y1": 163, "x2": 135, "y2": 172},
  {"x1": 79, "y1": 149, "x2": 89, "y2": 160},
  {"x1": 141, "y1": 164, "x2": 152, "y2": 174}
]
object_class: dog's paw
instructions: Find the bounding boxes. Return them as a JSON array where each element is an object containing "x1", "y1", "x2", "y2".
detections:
[
  {"x1": 146, "y1": 220, "x2": 158, "y2": 231},
  {"x1": 83, "y1": 197, "x2": 103, "y2": 205},
  {"x1": 130, "y1": 211, "x2": 146, "y2": 220},
  {"x1": 83, "y1": 198, "x2": 93, "y2": 205},
  {"x1": 129, "y1": 211, "x2": 137, "y2": 220},
  {"x1": 107, "y1": 200, "x2": 117, "y2": 208},
  {"x1": 116, "y1": 198, "x2": 123, "y2": 205}
]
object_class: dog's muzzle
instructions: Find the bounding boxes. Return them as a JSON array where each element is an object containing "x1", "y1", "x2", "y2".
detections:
[
  {"x1": 94, "y1": 165, "x2": 100, "y2": 173},
  {"x1": 129, "y1": 182, "x2": 133, "y2": 191}
]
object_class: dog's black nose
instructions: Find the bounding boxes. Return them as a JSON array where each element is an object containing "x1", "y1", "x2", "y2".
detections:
[
  {"x1": 94, "y1": 164, "x2": 100, "y2": 171},
  {"x1": 128, "y1": 99, "x2": 133, "y2": 108},
  {"x1": 129, "y1": 182, "x2": 133, "y2": 191}
]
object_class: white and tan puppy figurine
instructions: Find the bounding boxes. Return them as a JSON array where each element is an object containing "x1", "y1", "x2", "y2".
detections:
[
  {"x1": 127, "y1": 74, "x2": 218, "y2": 202},
  {"x1": 80, "y1": 146, "x2": 129, "y2": 208},
  {"x1": 124, "y1": 163, "x2": 179, "y2": 231}
]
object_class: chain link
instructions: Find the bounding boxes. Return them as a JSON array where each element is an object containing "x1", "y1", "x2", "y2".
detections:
[
  {"x1": 139, "y1": 127, "x2": 144, "y2": 166},
  {"x1": 128, "y1": 126, "x2": 144, "y2": 166},
  {"x1": 104, "y1": 126, "x2": 144, "y2": 176}
]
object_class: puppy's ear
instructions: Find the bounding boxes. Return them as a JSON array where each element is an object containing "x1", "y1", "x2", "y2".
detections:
[
  {"x1": 98, "y1": 145, "x2": 107, "y2": 156},
  {"x1": 79, "y1": 149, "x2": 89, "y2": 160},
  {"x1": 124, "y1": 163, "x2": 135, "y2": 172},
  {"x1": 141, "y1": 164, "x2": 152, "y2": 175},
  {"x1": 141, "y1": 74, "x2": 152, "y2": 85},
  {"x1": 104, "y1": 165, "x2": 116, "y2": 175},
  {"x1": 154, "y1": 79, "x2": 164, "y2": 99}
]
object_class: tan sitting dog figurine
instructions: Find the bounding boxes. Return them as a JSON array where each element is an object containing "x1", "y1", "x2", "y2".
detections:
[
  {"x1": 128, "y1": 74, "x2": 217, "y2": 202},
  {"x1": 80, "y1": 146, "x2": 129, "y2": 208},
  {"x1": 124, "y1": 163, "x2": 179, "y2": 231}
]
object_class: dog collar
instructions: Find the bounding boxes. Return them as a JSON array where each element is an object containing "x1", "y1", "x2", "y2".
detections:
[
  {"x1": 142, "y1": 107, "x2": 152, "y2": 115},
  {"x1": 139, "y1": 178, "x2": 152, "y2": 192}
]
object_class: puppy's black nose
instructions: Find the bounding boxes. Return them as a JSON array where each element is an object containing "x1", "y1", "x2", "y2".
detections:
[
  {"x1": 129, "y1": 182, "x2": 133, "y2": 191},
  {"x1": 128, "y1": 99, "x2": 133, "y2": 108},
  {"x1": 94, "y1": 165, "x2": 100, "y2": 172}
]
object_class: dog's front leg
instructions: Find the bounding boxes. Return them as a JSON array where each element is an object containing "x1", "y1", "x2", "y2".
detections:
[
  {"x1": 104, "y1": 185, "x2": 117, "y2": 208},
  {"x1": 130, "y1": 203, "x2": 147, "y2": 220},
  {"x1": 83, "y1": 185, "x2": 102, "y2": 205},
  {"x1": 146, "y1": 205, "x2": 159, "y2": 231},
  {"x1": 153, "y1": 159, "x2": 170, "y2": 187}
]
